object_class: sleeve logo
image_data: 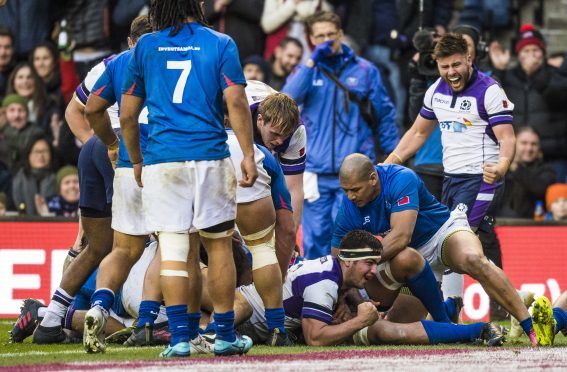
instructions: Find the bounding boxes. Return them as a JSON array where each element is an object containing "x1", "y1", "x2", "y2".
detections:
[{"x1": 397, "y1": 196, "x2": 410, "y2": 206}]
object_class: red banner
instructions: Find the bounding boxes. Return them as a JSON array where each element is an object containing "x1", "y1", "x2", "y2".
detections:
[{"x1": 0, "y1": 222, "x2": 566, "y2": 319}]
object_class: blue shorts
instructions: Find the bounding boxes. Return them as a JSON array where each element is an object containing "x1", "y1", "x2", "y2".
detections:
[
  {"x1": 441, "y1": 174, "x2": 503, "y2": 228},
  {"x1": 78, "y1": 135, "x2": 114, "y2": 216},
  {"x1": 73, "y1": 269, "x2": 127, "y2": 317}
]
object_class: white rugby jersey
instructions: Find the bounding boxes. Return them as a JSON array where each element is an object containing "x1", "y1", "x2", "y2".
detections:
[
  {"x1": 246, "y1": 80, "x2": 306, "y2": 175},
  {"x1": 75, "y1": 56, "x2": 121, "y2": 129},
  {"x1": 419, "y1": 70, "x2": 514, "y2": 175}
]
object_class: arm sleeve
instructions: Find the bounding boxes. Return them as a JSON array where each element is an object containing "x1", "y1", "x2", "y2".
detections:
[
  {"x1": 389, "y1": 168, "x2": 421, "y2": 214},
  {"x1": 301, "y1": 281, "x2": 338, "y2": 324},
  {"x1": 91, "y1": 65, "x2": 117, "y2": 105},
  {"x1": 368, "y1": 65, "x2": 399, "y2": 153},
  {"x1": 281, "y1": 64, "x2": 315, "y2": 105},
  {"x1": 418, "y1": 79, "x2": 440, "y2": 120},
  {"x1": 75, "y1": 61, "x2": 107, "y2": 105},
  {"x1": 219, "y1": 39, "x2": 247, "y2": 90},
  {"x1": 122, "y1": 44, "x2": 146, "y2": 98},
  {"x1": 484, "y1": 84, "x2": 514, "y2": 126},
  {"x1": 279, "y1": 125, "x2": 306, "y2": 175}
]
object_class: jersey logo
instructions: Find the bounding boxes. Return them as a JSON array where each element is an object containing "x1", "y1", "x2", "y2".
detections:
[
  {"x1": 397, "y1": 196, "x2": 410, "y2": 206},
  {"x1": 320, "y1": 256, "x2": 328, "y2": 264},
  {"x1": 313, "y1": 79, "x2": 324, "y2": 86},
  {"x1": 346, "y1": 77, "x2": 358, "y2": 87},
  {"x1": 459, "y1": 99, "x2": 472, "y2": 111},
  {"x1": 455, "y1": 203, "x2": 468, "y2": 213},
  {"x1": 363, "y1": 216, "x2": 371, "y2": 225},
  {"x1": 439, "y1": 119, "x2": 471, "y2": 133},
  {"x1": 502, "y1": 100, "x2": 508, "y2": 108}
]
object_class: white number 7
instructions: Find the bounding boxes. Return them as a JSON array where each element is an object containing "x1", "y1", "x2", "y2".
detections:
[{"x1": 167, "y1": 60, "x2": 192, "y2": 103}]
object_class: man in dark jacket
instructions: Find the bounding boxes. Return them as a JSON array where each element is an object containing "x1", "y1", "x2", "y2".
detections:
[{"x1": 490, "y1": 24, "x2": 567, "y2": 182}]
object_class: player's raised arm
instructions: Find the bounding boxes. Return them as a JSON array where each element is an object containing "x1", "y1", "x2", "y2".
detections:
[
  {"x1": 225, "y1": 84, "x2": 258, "y2": 187},
  {"x1": 383, "y1": 114, "x2": 437, "y2": 165}
]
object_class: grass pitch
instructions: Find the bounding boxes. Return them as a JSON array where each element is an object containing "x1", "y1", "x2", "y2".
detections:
[{"x1": 1, "y1": 319, "x2": 566, "y2": 370}]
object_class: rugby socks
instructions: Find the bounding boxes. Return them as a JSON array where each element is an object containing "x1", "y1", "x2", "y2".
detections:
[
  {"x1": 90, "y1": 288, "x2": 115, "y2": 311},
  {"x1": 520, "y1": 317, "x2": 534, "y2": 336},
  {"x1": 166, "y1": 304, "x2": 190, "y2": 345},
  {"x1": 214, "y1": 310, "x2": 236, "y2": 342},
  {"x1": 188, "y1": 312, "x2": 201, "y2": 340},
  {"x1": 63, "y1": 303, "x2": 76, "y2": 330},
  {"x1": 553, "y1": 307, "x2": 567, "y2": 334},
  {"x1": 203, "y1": 321, "x2": 217, "y2": 334},
  {"x1": 406, "y1": 261, "x2": 451, "y2": 323},
  {"x1": 137, "y1": 300, "x2": 161, "y2": 328},
  {"x1": 38, "y1": 307, "x2": 47, "y2": 319},
  {"x1": 265, "y1": 307, "x2": 286, "y2": 333},
  {"x1": 421, "y1": 320, "x2": 485, "y2": 344},
  {"x1": 41, "y1": 287, "x2": 74, "y2": 327}
]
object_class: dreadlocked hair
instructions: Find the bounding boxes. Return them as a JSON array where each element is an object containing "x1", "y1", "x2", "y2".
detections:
[{"x1": 149, "y1": 0, "x2": 207, "y2": 35}]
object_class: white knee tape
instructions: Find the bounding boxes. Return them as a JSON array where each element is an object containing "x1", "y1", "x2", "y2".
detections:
[
  {"x1": 158, "y1": 231, "x2": 189, "y2": 262},
  {"x1": 376, "y1": 261, "x2": 403, "y2": 291},
  {"x1": 241, "y1": 223, "x2": 275, "y2": 241},
  {"x1": 250, "y1": 234, "x2": 278, "y2": 271},
  {"x1": 198, "y1": 228, "x2": 234, "y2": 239},
  {"x1": 353, "y1": 327, "x2": 370, "y2": 346},
  {"x1": 160, "y1": 269, "x2": 188, "y2": 277}
]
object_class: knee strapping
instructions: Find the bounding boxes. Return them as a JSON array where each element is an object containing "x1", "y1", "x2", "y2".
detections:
[
  {"x1": 249, "y1": 233, "x2": 278, "y2": 271},
  {"x1": 377, "y1": 261, "x2": 403, "y2": 291},
  {"x1": 160, "y1": 269, "x2": 188, "y2": 277},
  {"x1": 353, "y1": 327, "x2": 370, "y2": 346},
  {"x1": 241, "y1": 222, "x2": 276, "y2": 241},
  {"x1": 158, "y1": 231, "x2": 189, "y2": 262},
  {"x1": 198, "y1": 229, "x2": 234, "y2": 239}
]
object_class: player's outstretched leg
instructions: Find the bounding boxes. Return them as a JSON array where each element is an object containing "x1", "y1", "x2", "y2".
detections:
[{"x1": 531, "y1": 296, "x2": 555, "y2": 346}]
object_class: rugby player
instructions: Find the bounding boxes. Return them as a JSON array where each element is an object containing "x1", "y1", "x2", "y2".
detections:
[
  {"x1": 530, "y1": 292, "x2": 567, "y2": 346},
  {"x1": 119, "y1": 0, "x2": 257, "y2": 357},
  {"x1": 333, "y1": 153, "x2": 537, "y2": 345}
]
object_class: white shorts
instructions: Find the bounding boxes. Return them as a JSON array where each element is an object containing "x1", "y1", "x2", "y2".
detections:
[
  {"x1": 417, "y1": 210, "x2": 473, "y2": 281},
  {"x1": 227, "y1": 132, "x2": 271, "y2": 203},
  {"x1": 142, "y1": 159, "x2": 237, "y2": 232},
  {"x1": 238, "y1": 284, "x2": 301, "y2": 342},
  {"x1": 111, "y1": 167, "x2": 151, "y2": 235}
]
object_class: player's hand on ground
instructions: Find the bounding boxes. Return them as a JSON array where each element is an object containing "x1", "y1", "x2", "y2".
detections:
[
  {"x1": 356, "y1": 301, "x2": 379, "y2": 327},
  {"x1": 483, "y1": 162, "x2": 504, "y2": 184},
  {"x1": 239, "y1": 155, "x2": 258, "y2": 187},
  {"x1": 133, "y1": 162, "x2": 143, "y2": 187}
]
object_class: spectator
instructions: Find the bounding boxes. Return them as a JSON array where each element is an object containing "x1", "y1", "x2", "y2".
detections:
[
  {"x1": 0, "y1": 27, "x2": 15, "y2": 99},
  {"x1": 260, "y1": 0, "x2": 333, "y2": 61},
  {"x1": 282, "y1": 11, "x2": 398, "y2": 258},
  {"x1": 205, "y1": 0, "x2": 266, "y2": 61},
  {"x1": 269, "y1": 37, "x2": 303, "y2": 91},
  {"x1": 242, "y1": 55, "x2": 270, "y2": 82},
  {"x1": 6, "y1": 62, "x2": 61, "y2": 137},
  {"x1": 30, "y1": 42, "x2": 65, "y2": 106},
  {"x1": 490, "y1": 24, "x2": 567, "y2": 182},
  {"x1": 2, "y1": 94, "x2": 44, "y2": 172},
  {"x1": 497, "y1": 127, "x2": 556, "y2": 219},
  {"x1": 11, "y1": 135, "x2": 57, "y2": 215},
  {"x1": 36, "y1": 165, "x2": 79, "y2": 217},
  {"x1": 545, "y1": 183, "x2": 567, "y2": 222}
]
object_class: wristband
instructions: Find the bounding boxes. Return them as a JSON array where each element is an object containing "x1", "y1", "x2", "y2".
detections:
[
  {"x1": 391, "y1": 152, "x2": 403, "y2": 164},
  {"x1": 130, "y1": 159, "x2": 143, "y2": 165},
  {"x1": 498, "y1": 157, "x2": 511, "y2": 172}
]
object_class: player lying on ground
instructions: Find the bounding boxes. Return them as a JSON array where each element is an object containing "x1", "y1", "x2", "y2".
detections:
[
  {"x1": 332, "y1": 154, "x2": 536, "y2": 344},
  {"x1": 217, "y1": 230, "x2": 504, "y2": 347}
]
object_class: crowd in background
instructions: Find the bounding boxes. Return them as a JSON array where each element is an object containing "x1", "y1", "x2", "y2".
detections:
[{"x1": 0, "y1": 0, "x2": 566, "y2": 222}]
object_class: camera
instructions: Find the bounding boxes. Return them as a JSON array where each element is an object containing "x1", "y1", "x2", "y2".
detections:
[{"x1": 412, "y1": 29, "x2": 439, "y2": 78}]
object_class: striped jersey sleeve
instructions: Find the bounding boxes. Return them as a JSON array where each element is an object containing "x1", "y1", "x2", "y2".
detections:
[
  {"x1": 484, "y1": 84, "x2": 514, "y2": 126},
  {"x1": 419, "y1": 78, "x2": 441, "y2": 120}
]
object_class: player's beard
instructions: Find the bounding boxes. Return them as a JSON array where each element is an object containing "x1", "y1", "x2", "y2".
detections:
[{"x1": 444, "y1": 67, "x2": 470, "y2": 93}]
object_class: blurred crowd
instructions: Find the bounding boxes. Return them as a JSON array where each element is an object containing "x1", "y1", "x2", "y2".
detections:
[{"x1": 0, "y1": 0, "x2": 566, "y2": 222}]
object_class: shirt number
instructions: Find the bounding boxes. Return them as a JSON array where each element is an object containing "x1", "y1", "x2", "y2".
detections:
[{"x1": 167, "y1": 60, "x2": 192, "y2": 103}]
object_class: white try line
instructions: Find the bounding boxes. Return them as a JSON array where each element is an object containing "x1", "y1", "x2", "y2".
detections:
[{"x1": 0, "y1": 346, "x2": 163, "y2": 358}]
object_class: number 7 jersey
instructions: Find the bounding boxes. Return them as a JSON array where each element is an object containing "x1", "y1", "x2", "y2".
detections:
[{"x1": 122, "y1": 22, "x2": 246, "y2": 165}]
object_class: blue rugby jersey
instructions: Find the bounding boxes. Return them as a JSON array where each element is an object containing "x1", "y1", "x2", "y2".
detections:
[
  {"x1": 332, "y1": 164, "x2": 450, "y2": 249},
  {"x1": 122, "y1": 23, "x2": 246, "y2": 164}
]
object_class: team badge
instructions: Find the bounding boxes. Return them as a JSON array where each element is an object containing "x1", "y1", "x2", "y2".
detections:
[{"x1": 460, "y1": 99, "x2": 471, "y2": 111}]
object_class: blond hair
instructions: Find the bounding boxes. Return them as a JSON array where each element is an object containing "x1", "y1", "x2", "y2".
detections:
[{"x1": 258, "y1": 93, "x2": 299, "y2": 137}]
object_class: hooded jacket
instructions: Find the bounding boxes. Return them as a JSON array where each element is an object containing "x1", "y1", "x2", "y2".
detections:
[{"x1": 283, "y1": 44, "x2": 398, "y2": 175}]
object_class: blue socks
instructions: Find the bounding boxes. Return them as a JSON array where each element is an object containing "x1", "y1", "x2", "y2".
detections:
[
  {"x1": 443, "y1": 297, "x2": 458, "y2": 321},
  {"x1": 407, "y1": 261, "x2": 451, "y2": 323},
  {"x1": 188, "y1": 312, "x2": 201, "y2": 340},
  {"x1": 214, "y1": 310, "x2": 236, "y2": 342},
  {"x1": 90, "y1": 288, "x2": 114, "y2": 311},
  {"x1": 265, "y1": 307, "x2": 286, "y2": 333},
  {"x1": 520, "y1": 317, "x2": 534, "y2": 336},
  {"x1": 421, "y1": 320, "x2": 485, "y2": 344},
  {"x1": 137, "y1": 300, "x2": 161, "y2": 328},
  {"x1": 553, "y1": 307, "x2": 567, "y2": 334},
  {"x1": 166, "y1": 304, "x2": 189, "y2": 345}
]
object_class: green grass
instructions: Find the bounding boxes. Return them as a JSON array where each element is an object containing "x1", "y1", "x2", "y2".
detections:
[{"x1": 1, "y1": 319, "x2": 565, "y2": 367}]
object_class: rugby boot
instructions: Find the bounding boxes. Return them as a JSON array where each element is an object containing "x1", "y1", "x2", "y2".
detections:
[
  {"x1": 265, "y1": 328, "x2": 293, "y2": 346},
  {"x1": 214, "y1": 334, "x2": 253, "y2": 356},
  {"x1": 10, "y1": 299, "x2": 45, "y2": 343},
  {"x1": 32, "y1": 324, "x2": 70, "y2": 344},
  {"x1": 83, "y1": 305, "x2": 108, "y2": 353},
  {"x1": 123, "y1": 323, "x2": 152, "y2": 346},
  {"x1": 531, "y1": 296, "x2": 555, "y2": 346},
  {"x1": 478, "y1": 322, "x2": 505, "y2": 347},
  {"x1": 189, "y1": 334, "x2": 214, "y2": 354},
  {"x1": 160, "y1": 342, "x2": 190, "y2": 358},
  {"x1": 509, "y1": 291, "x2": 535, "y2": 338}
]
